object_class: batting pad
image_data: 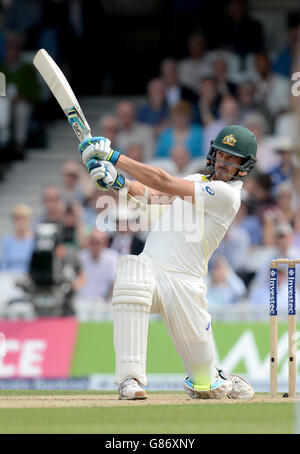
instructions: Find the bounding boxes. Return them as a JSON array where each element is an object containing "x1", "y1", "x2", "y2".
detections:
[{"x1": 112, "y1": 255, "x2": 155, "y2": 385}]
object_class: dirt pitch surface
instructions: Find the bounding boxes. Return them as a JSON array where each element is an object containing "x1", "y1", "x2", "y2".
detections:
[{"x1": 0, "y1": 393, "x2": 299, "y2": 408}]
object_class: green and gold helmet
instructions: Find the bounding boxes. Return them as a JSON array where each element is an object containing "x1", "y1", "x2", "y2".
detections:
[{"x1": 206, "y1": 125, "x2": 257, "y2": 179}]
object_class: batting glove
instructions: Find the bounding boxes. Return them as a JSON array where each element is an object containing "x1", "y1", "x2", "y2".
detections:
[
  {"x1": 85, "y1": 158, "x2": 125, "y2": 191},
  {"x1": 79, "y1": 136, "x2": 120, "y2": 166}
]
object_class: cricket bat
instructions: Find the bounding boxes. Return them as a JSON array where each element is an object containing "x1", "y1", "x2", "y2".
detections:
[{"x1": 33, "y1": 48, "x2": 143, "y2": 209}]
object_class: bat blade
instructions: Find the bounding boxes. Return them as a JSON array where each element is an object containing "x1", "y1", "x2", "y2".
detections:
[
  {"x1": 33, "y1": 48, "x2": 91, "y2": 142},
  {"x1": 33, "y1": 49, "x2": 145, "y2": 211}
]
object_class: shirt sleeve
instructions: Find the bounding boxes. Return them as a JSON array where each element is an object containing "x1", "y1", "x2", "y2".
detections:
[{"x1": 194, "y1": 179, "x2": 241, "y2": 219}]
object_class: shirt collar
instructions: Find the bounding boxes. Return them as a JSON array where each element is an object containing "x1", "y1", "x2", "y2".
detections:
[{"x1": 228, "y1": 179, "x2": 243, "y2": 190}]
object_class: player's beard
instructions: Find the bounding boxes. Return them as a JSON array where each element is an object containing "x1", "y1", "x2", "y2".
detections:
[{"x1": 213, "y1": 166, "x2": 233, "y2": 181}]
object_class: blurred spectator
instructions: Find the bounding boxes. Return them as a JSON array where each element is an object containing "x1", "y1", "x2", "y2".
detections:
[
  {"x1": 36, "y1": 0, "x2": 81, "y2": 65},
  {"x1": 243, "y1": 112, "x2": 279, "y2": 174},
  {"x1": 0, "y1": 31, "x2": 40, "y2": 159},
  {"x1": 272, "y1": 223, "x2": 300, "y2": 260},
  {"x1": 205, "y1": 255, "x2": 247, "y2": 305},
  {"x1": 268, "y1": 137, "x2": 295, "y2": 189},
  {"x1": 3, "y1": 0, "x2": 43, "y2": 37},
  {"x1": 177, "y1": 31, "x2": 210, "y2": 93},
  {"x1": 234, "y1": 197, "x2": 263, "y2": 246},
  {"x1": 149, "y1": 144, "x2": 204, "y2": 178},
  {"x1": 242, "y1": 173, "x2": 275, "y2": 222},
  {"x1": 210, "y1": 56, "x2": 238, "y2": 97},
  {"x1": 82, "y1": 188, "x2": 101, "y2": 232},
  {"x1": 210, "y1": 222, "x2": 251, "y2": 275},
  {"x1": 127, "y1": 143, "x2": 144, "y2": 163},
  {"x1": 273, "y1": 12, "x2": 300, "y2": 78},
  {"x1": 275, "y1": 182, "x2": 296, "y2": 226},
  {"x1": 169, "y1": 145, "x2": 192, "y2": 177},
  {"x1": 205, "y1": 49, "x2": 241, "y2": 80},
  {"x1": 49, "y1": 230, "x2": 85, "y2": 316},
  {"x1": 155, "y1": 100, "x2": 203, "y2": 159},
  {"x1": 248, "y1": 266, "x2": 300, "y2": 310},
  {"x1": 0, "y1": 88, "x2": 10, "y2": 161},
  {"x1": 99, "y1": 113, "x2": 119, "y2": 146},
  {"x1": 253, "y1": 53, "x2": 291, "y2": 118},
  {"x1": 237, "y1": 80, "x2": 272, "y2": 129},
  {"x1": 292, "y1": 176, "x2": 300, "y2": 249},
  {"x1": 137, "y1": 78, "x2": 169, "y2": 137},
  {"x1": 14, "y1": 222, "x2": 85, "y2": 316},
  {"x1": 291, "y1": 167, "x2": 300, "y2": 210},
  {"x1": 168, "y1": 144, "x2": 204, "y2": 177},
  {"x1": 1, "y1": 204, "x2": 34, "y2": 273},
  {"x1": 221, "y1": 0, "x2": 264, "y2": 56},
  {"x1": 83, "y1": 188, "x2": 117, "y2": 232},
  {"x1": 193, "y1": 76, "x2": 222, "y2": 126},
  {"x1": 60, "y1": 201, "x2": 88, "y2": 249},
  {"x1": 115, "y1": 100, "x2": 155, "y2": 162},
  {"x1": 109, "y1": 206, "x2": 145, "y2": 256},
  {"x1": 61, "y1": 160, "x2": 92, "y2": 204},
  {"x1": 217, "y1": 95, "x2": 241, "y2": 124},
  {"x1": 76, "y1": 229, "x2": 119, "y2": 302},
  {"x1": 35, "y1": 186, "x2": 65, "y2": 226},
  {"x1": 13, "y1": 0, "x2": 82, "y2": 77},
  {"x1": 263, "y1": 182, "x2": 297, "y2": 246},
  {"x1": 229, "y1": 195, "x2": 265, "y2": 286},
  {"x1": 274, "y1": 111, "x2": 298, "y2": 151},
  {"x1": 159, "y1": 57, "x2": 198, "y2": 108},
  {"x1": 249, "y1": 223, "x2": 300, "y2": 301},
  {"x1": 203, "y1": 95, "x2": 240, "y2": 152}
]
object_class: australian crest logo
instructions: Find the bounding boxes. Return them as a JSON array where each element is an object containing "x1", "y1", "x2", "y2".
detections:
[{"x1": 222, "y1": 134, "x2": 237, "y2": 147}]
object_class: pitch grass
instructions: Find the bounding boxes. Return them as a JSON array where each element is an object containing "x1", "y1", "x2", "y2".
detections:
[{"x1": 0, "y1": 391, "x2": 296, "y2": 434}]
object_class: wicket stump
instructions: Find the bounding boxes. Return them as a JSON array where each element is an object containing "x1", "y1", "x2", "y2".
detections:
[{"x1": 270, "y1": 258, "x2": 299, "y2": 398}]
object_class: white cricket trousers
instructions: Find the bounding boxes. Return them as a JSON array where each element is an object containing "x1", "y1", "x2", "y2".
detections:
[{"x1": 112, "y1": 253, "x2": 216, "y2": 386}]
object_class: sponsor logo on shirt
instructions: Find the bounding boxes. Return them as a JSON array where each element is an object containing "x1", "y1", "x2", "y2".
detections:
[{"x1": 205, "y1": 186, "x2": 215, "y2": 196}]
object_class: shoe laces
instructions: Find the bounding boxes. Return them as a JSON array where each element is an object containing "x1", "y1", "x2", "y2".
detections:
[{"x1": 118, "y1": 377, "x2": 139, "y2": 393}]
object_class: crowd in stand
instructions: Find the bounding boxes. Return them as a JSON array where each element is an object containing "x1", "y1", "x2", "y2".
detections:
[{"x1": 1, "y1": 1, "x2": 300, "y2": 318}]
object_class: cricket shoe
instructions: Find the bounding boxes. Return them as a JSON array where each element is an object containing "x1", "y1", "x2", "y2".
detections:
[
  {"x1": 184, "y1": 377, "x2": 232, "y2": 399},
  {"x1": 118, "y1": 377, "x2": 147, "y2": 400},
  {"x1": 217, "y1": 368, "x2": 254, "y2": 399}
]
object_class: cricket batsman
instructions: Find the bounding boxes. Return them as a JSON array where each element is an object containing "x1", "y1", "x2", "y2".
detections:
[{"x1": 78, "y1": 124, "x2": 257, "y2": 400}]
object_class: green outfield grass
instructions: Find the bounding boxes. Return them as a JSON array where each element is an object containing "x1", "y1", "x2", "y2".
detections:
[
  {"x1": 0, "y1": 391, "x2": 297, "y2": 434},
  {"x1": 70, "y1": 321, "x2": 293, "y2": 376}
]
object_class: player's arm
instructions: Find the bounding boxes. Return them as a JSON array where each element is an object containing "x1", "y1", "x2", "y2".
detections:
[
  {"x1": 123, "y1": 178, "x2": 175, "y2": 204},
  {"x1": 118, "y1": 155, "x2": 194, "y2": 203}
]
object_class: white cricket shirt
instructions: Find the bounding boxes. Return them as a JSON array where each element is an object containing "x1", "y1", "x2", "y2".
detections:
[{"x1": 142, "y1": 174, "x2": 243, "y2": 278}]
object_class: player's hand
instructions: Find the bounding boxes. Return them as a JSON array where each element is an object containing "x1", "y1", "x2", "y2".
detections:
[
  {"x1": 79, "y1": 136, "x2": 120, "y2": 166},
  {"x1": 85, "y1": 158, "x2": 125, "y2": 191}
]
